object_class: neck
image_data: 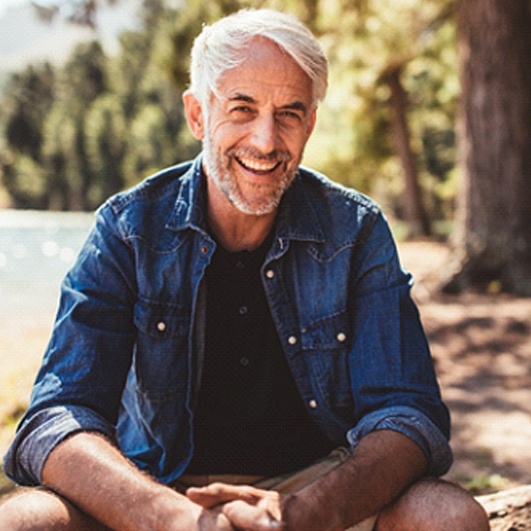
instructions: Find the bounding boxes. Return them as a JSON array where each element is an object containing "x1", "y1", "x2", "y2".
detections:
[
  {"x1": 206, "y1": 177, "x2": 276, "y2": 252},
  {"x1": 208, "y1": 207, "x2": 276, "y2": 252}
]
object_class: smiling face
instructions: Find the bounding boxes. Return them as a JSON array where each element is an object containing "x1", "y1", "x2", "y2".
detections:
[{"x1": 184, "y1": 37, "x2": 317, "y2": 217}]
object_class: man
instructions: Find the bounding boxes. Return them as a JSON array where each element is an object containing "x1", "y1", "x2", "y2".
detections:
[{"x1": 0, "y1": 8, "x2": 488, "y2": 530}]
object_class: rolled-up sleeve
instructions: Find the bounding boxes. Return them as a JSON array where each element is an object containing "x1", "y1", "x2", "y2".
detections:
[
  {"x1": 347, "y1": 406, "x2": 452, "y2": 476},
  {"x1": 3, "y1": 406, "x2": 116, "y2": 485}
]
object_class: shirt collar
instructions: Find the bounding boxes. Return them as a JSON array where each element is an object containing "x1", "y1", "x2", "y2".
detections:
[
  {"x1": 165, "y1": 154, "x2": 208, "y2": 233},
  {"x1": 275, "y1": 173, "x2": 325, "y2": 244}
]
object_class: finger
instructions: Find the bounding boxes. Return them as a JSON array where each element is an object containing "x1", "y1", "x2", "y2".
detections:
[
  {"x1": 222, "y1": 500, "x2": 285, "y2": 530},
  {"x1": 187, "y1": 483, "x2": 262, "y2": 508},
  {"x1": 186, "y1": 488, "x2": 222, "y2": 508}
]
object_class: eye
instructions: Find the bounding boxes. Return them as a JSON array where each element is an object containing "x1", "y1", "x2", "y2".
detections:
[
  {"x1": 231, "y1": 105, "x2": 253, "y2": 114},
  {"x1": 228, "y1": 105, "x2": 256, "y2": 122},
  {"x1": 278, "y1": 110, "x2": 303, "y2": 123}
]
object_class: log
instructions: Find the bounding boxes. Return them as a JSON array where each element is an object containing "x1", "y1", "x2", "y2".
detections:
[{"x1": 476, "y1": 485, "x2": 531, "y2": 530}]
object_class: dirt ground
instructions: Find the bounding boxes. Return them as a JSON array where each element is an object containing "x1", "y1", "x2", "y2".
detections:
[
  {"x1": 398, "y1": 241, "x2": 531, "y2": 496},
  {"x1": 1, "y1": 240, "x2": 530, "y2": 523}
]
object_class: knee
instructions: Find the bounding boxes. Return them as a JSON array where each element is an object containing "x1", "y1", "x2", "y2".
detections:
[
  {"x1": 0, "y1": 487, "x2": 102, "y2": 530},
  {"x1": 0, "y1": 488, "x2": 65, "y2": 530},
  {"x1": 376, "y1": 478, "x2": 489, "y2": 531}
]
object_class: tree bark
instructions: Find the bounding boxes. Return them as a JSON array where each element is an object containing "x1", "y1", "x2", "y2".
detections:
[
  {"x1": 443, "y1": 0, "x2": 531, "y2": 295},
  {"x1": 385, "y1": 66, "x2": 431, "y2": 237}
]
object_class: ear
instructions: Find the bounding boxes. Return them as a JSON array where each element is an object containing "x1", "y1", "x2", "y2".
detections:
[
  {"x1": 183, "y1": 90, "x2": 205, "y2": 140},
  {"x1": 305, "y1": 108, "x2": 317, "y2": 141}
]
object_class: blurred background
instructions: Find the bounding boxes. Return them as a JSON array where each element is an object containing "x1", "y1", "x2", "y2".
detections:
[
  {"x1": 0, "y1": 0, "x2": 464, "y2": 232},
  {"x1": 0, "y1": 0, "x2": 530, "y2": 503}
]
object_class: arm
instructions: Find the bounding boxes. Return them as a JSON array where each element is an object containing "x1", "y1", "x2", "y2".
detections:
[
  {"x1": 281, "y1": 429, "x2": 426, "y2": 529},
  {"x1": 346, "y1": 212, "x2": 451, "y2": 476},
  {"x1": 188, "y1": 429, "x2": 426, "y2": 531},
  {"x1": 42, "y1": 431, "x2": 234, "y2": 531}
]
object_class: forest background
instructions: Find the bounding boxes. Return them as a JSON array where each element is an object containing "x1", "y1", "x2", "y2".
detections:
[
  {"x1": 0, "y1": 0, "x2": 471, "y2": 234},
  {"x1": 0, "y1": 0, "x2": 530, "y2": 524},
  {"x1": 2, "y1": 0, "x2": 531, "y2": 294}
]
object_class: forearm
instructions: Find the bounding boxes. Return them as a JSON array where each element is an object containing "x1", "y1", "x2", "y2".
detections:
[
  {"x1": 283, "y1": 429, "x2": 427, "y2": 530},
  {"x1": 42, "y1": 431, "x2": 210, "y2": 531}
]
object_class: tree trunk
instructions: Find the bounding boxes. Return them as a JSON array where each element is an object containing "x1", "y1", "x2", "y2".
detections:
[
  {"x1": 443, "y1": 0, "x2": 531, "y2": 295},
  {"x1": 385, "y1": 66, "x2": 431, "y2": 237}
]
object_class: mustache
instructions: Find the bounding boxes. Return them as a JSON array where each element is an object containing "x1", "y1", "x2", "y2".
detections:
[{"x1": 229, "y1": 146, "x2": 293, "y2": 164}]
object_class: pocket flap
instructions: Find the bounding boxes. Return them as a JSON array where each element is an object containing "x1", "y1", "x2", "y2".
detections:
[
  {"x1": 133, "y1": 298, "x2": 190, "y2": 338},
  {"x1": 300, "y1": 311, "x2": 350, "y2": 350}
]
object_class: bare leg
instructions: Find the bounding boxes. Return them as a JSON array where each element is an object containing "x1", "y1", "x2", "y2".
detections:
[
  {"x1": 375, "y1": 478, "x2": 489, "y2": 531},
  {"x1": 0, "y1": 487, "x2": 110, "y2": 531}
]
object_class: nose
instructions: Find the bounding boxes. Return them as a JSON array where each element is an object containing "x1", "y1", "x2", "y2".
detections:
[{"x1": 250, "y1": 113, "x2": 278, "y2": 154}]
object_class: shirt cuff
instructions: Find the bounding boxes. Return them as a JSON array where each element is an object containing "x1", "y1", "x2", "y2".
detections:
[
  {"x1": 346, "y1": 406, "x2": 453, "y2": 477},
  {"x1": 3, "y1": 405, "x2": 116, "y2": 486}
]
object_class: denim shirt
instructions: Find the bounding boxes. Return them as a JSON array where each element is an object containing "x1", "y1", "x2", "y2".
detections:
[{"x1": 4, "y1": 155, "x2": 452, "y2": 486}]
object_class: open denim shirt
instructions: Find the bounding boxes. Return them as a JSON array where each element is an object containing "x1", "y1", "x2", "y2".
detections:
[{"x1": 4, "y1": 155, "x2": 452, "y2": 486}]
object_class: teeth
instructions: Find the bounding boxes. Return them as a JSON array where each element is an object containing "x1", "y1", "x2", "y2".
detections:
[{"x1": 238, "y1": 157, "x2": 278, "y2": 172}]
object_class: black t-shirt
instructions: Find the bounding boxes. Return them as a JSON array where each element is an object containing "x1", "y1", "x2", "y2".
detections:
[{"x1": 186, "y1": 234, "x2": 335, "y2": 476}]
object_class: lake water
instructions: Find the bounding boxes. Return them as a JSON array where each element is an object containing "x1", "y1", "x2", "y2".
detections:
[
  {"x1": 0, "y1": 210, "x2": 96, "y2": 421},
  {"x1": 0, "y1": 209, "x2": 94, "y2": 319}
]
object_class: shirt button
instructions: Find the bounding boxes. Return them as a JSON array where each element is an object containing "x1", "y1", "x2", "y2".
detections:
[
  {"x1": 337, "y1": 332, "x2": 347, "y2": 342},
  {"x1": 238, "y1": 306, "x2": 248, "y2": 315},
  {"x1": 288, "y1": 335, "x2": 297, "y2": 345},
  {"x1": 265, "y1": 269, "x2": 275, "y2": 279},
  {"x1": 240, "y1": 356, "x2": 250, "y2": 367},
  {"x1": 157, "y1": 321, "x2": 166, "y2": 332},
  {"x1": 200, "y1": 245, "x2": 209, "y2": 254},
  {"x1": 309, "y1": 399, "x2": 318, "y2": 409}
]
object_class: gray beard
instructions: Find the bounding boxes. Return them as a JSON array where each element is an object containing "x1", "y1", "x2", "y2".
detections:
[{"x1": 202, "y1": 132, "x2": 296, "y2": 216}]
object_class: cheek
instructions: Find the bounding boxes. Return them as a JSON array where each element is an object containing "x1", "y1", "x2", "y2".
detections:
[
  {"x1": 209, "y1": 119, "x2": 241, "y2": 140},
  {"x1": 287, "y1": 137, "x2": 309, "y2": 159},
  {"x1": 279, "y1": 125, "x2": 312, "y2": 153}
]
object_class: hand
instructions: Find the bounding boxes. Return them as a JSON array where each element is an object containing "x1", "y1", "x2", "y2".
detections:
[
  {"x1": 195, "y1": 506, "x2": 236, "y2": 531},
  {"x1": 187, "y1": 483, "x2": 286, "y2": 530},
  {"x1": 136, "y1": 485, "x2": 235, "y2": 530}
]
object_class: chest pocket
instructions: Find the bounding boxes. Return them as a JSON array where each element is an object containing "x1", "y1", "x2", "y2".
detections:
[
  {"x1": 133, "y1": 299, "x2": 191, "y2": 399},
  {"x1": 300, "y1": 310, "x2": 350, "y2": 350},
  {"x1": 300, "y1": 311, "x2": 354, "y2": 411}
]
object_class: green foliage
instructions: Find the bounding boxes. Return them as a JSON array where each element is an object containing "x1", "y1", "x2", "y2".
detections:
[
  {"x1": 84, "y1": 94, "x2": 127, "y2": 206},
  {"x1": 122, "y1": 103, "x2": 177, "y2": 185},
  {"x1": 0, "y1": 1, "x2": 196, "y2": 210},
  {"x1": 462, "y1": 473, "x2": 508, "y2": 495},
  {"x1": 1, "y1": 154, "x2": 48, "y2": 208},
  {"x1": 41, "y1": 104, "x2": 79, "y2": 210},
  {"x1": 1, "y1": 63, "x2": 55, "y2": 160},
  {"x1": 311, "y1": 0, "x2": 459, "y2": 221},
  {"x1": 63, "y1": 41, "x2": 108, "y2": 103}
]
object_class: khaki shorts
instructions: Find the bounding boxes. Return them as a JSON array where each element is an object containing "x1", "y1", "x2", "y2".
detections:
[{"x1": 175, "y1": 447, "x2": 378, "y2": 531}]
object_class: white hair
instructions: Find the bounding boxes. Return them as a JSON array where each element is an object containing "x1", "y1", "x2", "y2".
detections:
[{"x1": 188, "y1": 9, "x2": 328, "y2": 108}]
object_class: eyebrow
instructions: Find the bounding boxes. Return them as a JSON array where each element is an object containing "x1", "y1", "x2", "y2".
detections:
[
  {"x1": 228, "y1": 93, "x2": 308, "y2": 113},
  {"x1": 228, "y1": 93, "x2": 256, "y2": 104}
]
